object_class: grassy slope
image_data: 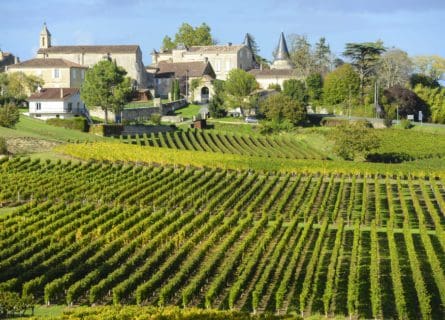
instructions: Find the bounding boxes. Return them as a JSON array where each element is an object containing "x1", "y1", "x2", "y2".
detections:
[
  {"x1": 0, "y1": 115, "x2": 105, "y2": 142},
  {"x1": 174, "y1": 104, "x2": 202, "y2": 119}
]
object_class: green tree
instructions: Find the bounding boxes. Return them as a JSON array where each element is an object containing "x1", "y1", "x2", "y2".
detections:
[
  {"x1": 409, "y1": 73, "x2": 440, "y2": 89},
  {"x1": 323, "y1": 64, "x2": 360, "y2": 105},
  {"x1": 282, "y1": 79, "x2": 308, "y2": 106},
  {"x1": 1, "y1": 72, "x2": 43, "y2": 103},
  {"x1": 170, "y1": 79, "x2": 180, "y2": 101},
  {"x1": 80, "y1": 60, "x2": 132, "y2": 123},
  {"x1": 260, "y1": 93, "x2": 306, "y2": 126},
  {"x1": 224, "y1": 69, "x2": 258, "y2": 114},
  {"x1": 413, "y1": 84, "x2": 445, "y2": 123},
  {"x1": 208, "y1": 80, "x2": 227, "y2": 118},
  {"x1": 343, "y1": 42, "x2": 385, "y2": 104},
  {"x1": 314, "y1": 37, "x2": 331, "y2": 75},
  {"x1": 331, "y1": 122, "x2": 381, "y2": 160},
  {"x1": 162, "y1": 23, "x2": 215, "y2": 50},
  {"x1": 306, "y1": 73, "x2": 323, "y2": 106},
  {"x1": 0, "y1": 103, "x2": 20, "y2": 128},
  {"x1": 412, "y1": 55, "x2": 445, "y2": 81}
]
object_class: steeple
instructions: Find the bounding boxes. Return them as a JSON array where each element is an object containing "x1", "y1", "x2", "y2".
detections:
[
  {"x1": 271, "y1": 32, "x2": 293, "y2": 70},
  {"x1": 243, "y1": 33, "x2": 253, "y2": 51},
  {"x1": 40, "y1": 22, "x2": 51, "y2": 49},
  {"x1": 275, "y1": 32, "x2": 290, "y2": 60}
]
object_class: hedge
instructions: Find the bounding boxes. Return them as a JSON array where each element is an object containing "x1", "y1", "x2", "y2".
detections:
[
  {"x1": 46, "y1": 117, "x2": 88, "y2": 132},
  {"x1": 89, "y1": 124, "x2": 124, "y2": 136}
]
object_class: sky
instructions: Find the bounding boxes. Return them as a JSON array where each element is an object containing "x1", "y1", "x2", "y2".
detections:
[{"x1": 1, "y1": 0, "x2": 445, "y2": 65}]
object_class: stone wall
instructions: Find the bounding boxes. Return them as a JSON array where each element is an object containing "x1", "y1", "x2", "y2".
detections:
[{"x1": 161, "y1": 99, "x2": 188, "y2": 115}]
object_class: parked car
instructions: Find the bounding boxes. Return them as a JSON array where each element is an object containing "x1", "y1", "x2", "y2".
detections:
[{"x1": 245, "y1": 116, "x2": 258, "y2": 124}]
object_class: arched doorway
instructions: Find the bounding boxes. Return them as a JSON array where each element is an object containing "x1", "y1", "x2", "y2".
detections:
[{"x1": 200, "y1": 87, "x2": 209, "y2": 103}]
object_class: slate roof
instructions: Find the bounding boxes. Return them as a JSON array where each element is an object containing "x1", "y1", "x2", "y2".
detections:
[
  {"x1": 38, "y1": 45, "x2": 139, "y2": 55},
  {"x1": 248, "y1": 69, "x2": 295, "y2": 77},
  {"x1": 28, "y1": 88, "x2": 79, "y2": 101},
  {"x1": 275, "y1": 32, "x2": 290, "y2": 61},
  {"x1": 155, "y1": 61, "x2": 216, "y2": 78},
  {"x1": 7, "y1": 58, "x2": 86, "y2": 69}
]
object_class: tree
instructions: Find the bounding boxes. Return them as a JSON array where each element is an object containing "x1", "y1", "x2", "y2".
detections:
[
  {"x1": 1, "y1": 72, "x2": 43, "y2": 103},
  {"x1": 323, "y1": 64, "x2": 360, "y2": 105},
  {"x1": 260, "y1": 93, "x2": 306, "y2": 126},
  {"x1": 80, "y1": 60, "x2": 132, "y2": 123},
  {"x1": 382, "y1": 85, "x2": 428, "y2": 121},
  {"x1": 331, "y1": 122, "x2": 381, "y2": 160},
  {"x1": 413, "y1": 84, "x2": 445, "y2": 124},
  {"x1": 208, "y1": 80, "x2": 227, "y2": 118},
  {"x1": 412, "y1": 55, "x2": 445, "y2": 81},
  {"x1": 161, "y1": 23, "x2": 215, "y2": 50},
  {"x1": 306, "y1": 73, "x2": 323, "y2": 106},
  {"x1": 282, "y1": 79, "x2": 308, "y2": 106},
  {"x1": 224, "y1": 69, "x2": 258, "y2": 114},
  {"x1": 314, "y1": 37, "x2": 331, "y2": 75},
  {"x1": 245, "y1": 33, "x2": 270, "y2": 69},
  {"x1": 288, "y1": 34, "x2": 315, "y2": 77},
  {"x1": 343, "y1": 42, "x2": 385, "y2": 104},
  {"x1": 409, "y1": 73, "x2": 440, "y2": 89},
  {"x1": 377, "y1": 49, "x2": 412, "y2": 89},
  {"x1": 170, "y1": 79, "x2": 180, "y2": 101},
  {"x1": 0, "y1": 103, "x2": 20, "y2": 128}
]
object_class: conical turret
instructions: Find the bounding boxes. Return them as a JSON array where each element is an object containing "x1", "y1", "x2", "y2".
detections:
[{"x1": 271, "y1": 32, "x2": 293, "y2": 70}]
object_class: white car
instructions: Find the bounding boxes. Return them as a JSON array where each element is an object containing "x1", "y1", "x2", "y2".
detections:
[{"x1": 245, "y1": 116, "x2": 258, "y2": 124}]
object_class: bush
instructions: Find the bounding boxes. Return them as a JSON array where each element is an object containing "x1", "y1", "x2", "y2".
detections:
[
  {"x1": 400, "y1": 119, "x2": 414, "y2": 129},
  {"x1": 366, "y1": 152, "x2": 414, "y2": 163},
  {"x1": 0, "y1": 137, "x2": 7, "y2": 155},
  {"x1": 0, "y1": 103, "x2": 20, "y2": 128},
  {"x1": 89, "y1": 124, "x2": 124, "y2": 136},
  {"x1": 46, "y1": 117, "x2": 89, "y2": 132},
  {"x1": 331, "y1": 122, "x2": 381, "y2": 160},
  {"x1": 150, "y1": 113, "x2": 162, "y2": 125}
]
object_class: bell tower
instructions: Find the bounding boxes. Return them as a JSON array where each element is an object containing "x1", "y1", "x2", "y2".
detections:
[{"x1": 40, "y1": 22, "x2": 51, "y2": 49}]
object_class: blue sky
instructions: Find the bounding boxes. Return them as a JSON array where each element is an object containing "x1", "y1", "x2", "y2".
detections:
[{"x1": 2, "y1": 0, "x2": 444, "y2": 65}]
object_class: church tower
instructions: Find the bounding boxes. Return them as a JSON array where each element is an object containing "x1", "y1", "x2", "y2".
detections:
[
  {"x1": 40, "y1": 22, "x2": 51, "y2": 49},
  {"x1": 271, "y1": 32, "x2": 293, "y2": 70}
]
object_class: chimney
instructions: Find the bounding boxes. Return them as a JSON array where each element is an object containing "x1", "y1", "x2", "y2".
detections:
[{"x1": 60, "y1": 88, "x2": 64, "y2": 99}]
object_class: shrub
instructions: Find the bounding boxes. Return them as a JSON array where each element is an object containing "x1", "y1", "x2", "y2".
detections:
[
  {"x1": 46, "y1": 117, "x2": 89, "y2": 132},
  {"x1": 0, "y1": 103, "x2": 20, "y2": 128},
  {"x1": 89, "y1": 124, "x2": 124, "y2": 136},
  {"x1": 150, "y1": 113, "x2": 162, "y2": 125},
  {"x1": 400, "y1": 119, "x2": 414, "y2": 129},
  {"x1": 0, "y1": 137, "x2": 8, "y2": 155}
]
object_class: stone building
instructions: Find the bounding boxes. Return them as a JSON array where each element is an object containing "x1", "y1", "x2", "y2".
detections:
[
  {"x1": 249, "y1": 32, "x2": 297, "y2": 89},
  {"x1": 151, "y1": 40, "x2": 256, "y2": 80},
  {"x1": 152, "y1": 61, "x2": 216, "y2": 103},
  {"x1": 6, "y1": 58, "x2": 87, "y2": 88},
  {"x1": 0, "y1": 49, "x2": 19, "y2": 72},
  {"x1": 35, "y1": 23, "x2": 147, "y2": 88}
]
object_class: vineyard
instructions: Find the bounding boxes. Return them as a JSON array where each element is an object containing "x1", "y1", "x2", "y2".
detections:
[
  {"x1": 115, "y1": 130, "x2": 326, "y2": 160},
  {"x1": 1, "y1": 157, "x2": 444, "y2": 318}
]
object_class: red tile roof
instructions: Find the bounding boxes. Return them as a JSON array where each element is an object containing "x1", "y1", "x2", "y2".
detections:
[
  {"x1": 8, "y1": 58, "x2": 86, "y2": 69},
  {"x1": 38, "y1": 45, "x2": 139, "y2": 54},
  {"x1": 28, "y1": 88, "x2": 79, "y2": 101}
]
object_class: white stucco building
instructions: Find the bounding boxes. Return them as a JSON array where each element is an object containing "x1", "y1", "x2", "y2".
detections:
[{"x1": 27, "y1": 87, "x2": 85, "y2": 120}]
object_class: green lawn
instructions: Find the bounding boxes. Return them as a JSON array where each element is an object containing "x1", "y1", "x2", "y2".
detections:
[
  {"x1": 174, "y1": 104, "x2": 202, "y2": 119},
  {"x1": 0, "y1": 114, "x2": 105, "y2": 142},
  {"x1": 16, "y1": 305, "x2": 67, "y2": 319}
]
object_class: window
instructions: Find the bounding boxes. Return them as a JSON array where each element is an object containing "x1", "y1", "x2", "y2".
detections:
[
  {"x1": 72, "y1": 69, "x2": 77, "y2": 79},
  {"x1": 67, "y1": 102, "x2": 73, "y2": 112},
  {"x1": 36, "y1": 102, "x2": 42, "y2": 111},
  {"x1": 225, "y1": 60, "x2": 231, "y2": 71},
  {"x1": 53, "y1": 68, "x2": 60, "y2": 78},
  {"x1": 35, "y1": 114, "x2": 41, "y2": 118},
  {"x1": 215, "y1": 60, "x2": 221, "y2": 72}
]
